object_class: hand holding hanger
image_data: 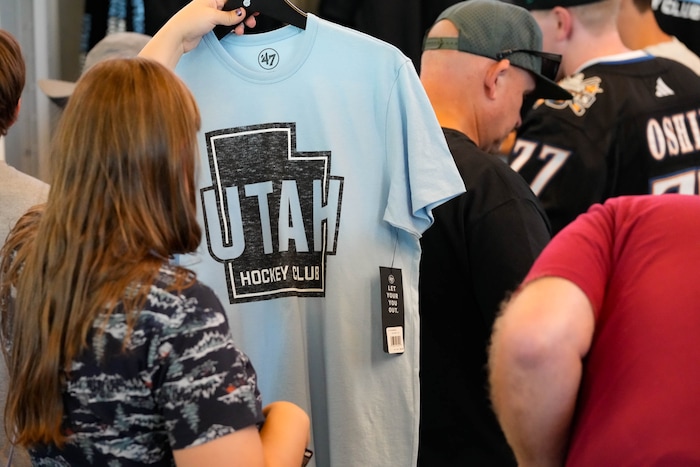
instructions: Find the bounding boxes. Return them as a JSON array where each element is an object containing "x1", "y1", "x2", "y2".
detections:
[
  {"x1": 215, "y1": 0, "x2": 307, "y2": 39},
  {"x1": 139, "y1": 0, "x2": 257, "y2": 69}
]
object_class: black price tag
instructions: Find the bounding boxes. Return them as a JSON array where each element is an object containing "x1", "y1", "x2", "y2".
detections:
[{"x1": 380, "y1": 267, "x2": 405, "y2": 354}]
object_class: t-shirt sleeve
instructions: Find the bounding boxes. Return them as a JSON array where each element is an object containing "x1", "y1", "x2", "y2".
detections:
[
  {"x1": 383, "y1": 60, "x2": 465, "y2": 236},
  {"x1": 522, "y1": 201, "x2": 616, "y2": 316},
  {"x1": 154, "y1": 283, "x2": 264, "y2": 450},
  {"x1": 471, "y1": 198, "x2": 551, "y2": 328}
]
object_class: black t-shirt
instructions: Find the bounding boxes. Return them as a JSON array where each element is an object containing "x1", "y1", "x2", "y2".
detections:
[
  {"x1": 510, "y1": 54, "x2": 700, "y2": 234},
  {"x1": 418, "y1": 128, "x2": 550, "y2": 466},
  {"x1": 317, "y1": 0, "x2": 463, "y2": 71},
  {"x1": 143, "y1": 0, "x2": 189, "y2": 35}
]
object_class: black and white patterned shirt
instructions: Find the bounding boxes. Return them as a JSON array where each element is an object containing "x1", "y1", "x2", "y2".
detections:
[{"x1": 31, "y1": 266, "x2": 263, "y2": 466}]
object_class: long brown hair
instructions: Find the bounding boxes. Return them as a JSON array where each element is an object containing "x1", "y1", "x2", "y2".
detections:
[
  {"x1": 0, "y1": 57, "x2": 202, "y2": 447},
  {"x1": 0, "y1": 29, "x2": 25, "y2": 136}
]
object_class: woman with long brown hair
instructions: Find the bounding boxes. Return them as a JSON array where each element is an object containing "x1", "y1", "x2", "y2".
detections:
[{"x1": 0, "y1": 56, "x2": 309, "y2": 466}]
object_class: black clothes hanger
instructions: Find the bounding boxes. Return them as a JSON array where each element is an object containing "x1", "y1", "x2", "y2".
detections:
[{"x1": 214, "y1": 0, "x2": 308, "y2": 39}]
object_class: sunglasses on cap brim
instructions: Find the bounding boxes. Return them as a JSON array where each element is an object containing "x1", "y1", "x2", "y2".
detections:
[
  {"x1": 495, "y1": 48, "x2": 562, "y2": 81},
  {"x1": 423, "y1": 37, "x2": 563, "y2": 82}
]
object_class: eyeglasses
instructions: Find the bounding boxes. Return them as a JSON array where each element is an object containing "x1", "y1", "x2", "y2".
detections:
[{"x1": 495, "y1": 49, "x2": 562, "y2": 81}]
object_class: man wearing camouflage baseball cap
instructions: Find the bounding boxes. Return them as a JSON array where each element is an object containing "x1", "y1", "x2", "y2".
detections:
[
  {"x1": 423, "y1": 0, "x2": 571, "y2": 101},
  {"x1": 417, "y1": 1, "x2": 567, "y2": 466}
]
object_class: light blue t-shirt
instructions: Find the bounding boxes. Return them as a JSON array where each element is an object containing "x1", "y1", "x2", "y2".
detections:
[{"x1": 176, "y1": 14, "x2": 464, "y2": 467}]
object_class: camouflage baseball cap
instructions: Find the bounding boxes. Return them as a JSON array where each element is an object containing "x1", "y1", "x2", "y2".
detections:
[{"x1": 423, "y1": 0, "x2": 572, "y2": 100}]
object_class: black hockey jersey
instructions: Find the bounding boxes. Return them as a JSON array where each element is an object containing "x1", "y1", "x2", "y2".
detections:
[{"x1": 509, "y1": 52, "x2": 700, "y2": 233}]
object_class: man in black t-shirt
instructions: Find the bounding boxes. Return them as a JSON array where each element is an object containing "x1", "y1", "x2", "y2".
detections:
[{"x1": 418, "y1": 1, "x2": 570, "y2": 465}]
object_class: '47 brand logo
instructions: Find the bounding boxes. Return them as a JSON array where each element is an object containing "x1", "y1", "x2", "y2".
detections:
[{"x1": 201, "y1": 123, "x2": 344, "y2": 303}]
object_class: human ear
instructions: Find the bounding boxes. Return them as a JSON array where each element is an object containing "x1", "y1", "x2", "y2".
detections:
[
  {"x1": 484, "y1": 60, "x2": 510, "y2": 100},
  {"x1": 552, "y1": 6, "x2": 573, "y2": 41}
]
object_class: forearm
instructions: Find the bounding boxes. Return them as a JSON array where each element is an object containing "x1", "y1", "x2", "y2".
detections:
[
  {"x1": 138, "y1": 0, "x2": 248, "y2": 70},
  {"x1": 488, "y1": 278, "x2": 594, "y2": 466},
  {"x1": 489, "y1": 336, "x2": 581, "y2": 466},
  {"x1": 139, "y1": 20, "x2": 188, "y2": 70},
  {"x1": 260, "y1": 401, "x2": 310, "y2": 467}
]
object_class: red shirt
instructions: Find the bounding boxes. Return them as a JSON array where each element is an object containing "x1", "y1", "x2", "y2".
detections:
[{"x1": 524, "y1": 194, "x2": 700, "y2": 466}]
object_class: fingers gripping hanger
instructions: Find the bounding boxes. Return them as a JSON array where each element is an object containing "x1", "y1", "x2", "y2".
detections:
[{"x1": 215, "y1": 0, "x2": 308, "y2": 39}]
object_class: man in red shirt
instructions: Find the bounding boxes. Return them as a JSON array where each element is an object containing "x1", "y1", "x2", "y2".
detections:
[{"x1": 489, "y1": 194, "x2": 700, "y2": 466}]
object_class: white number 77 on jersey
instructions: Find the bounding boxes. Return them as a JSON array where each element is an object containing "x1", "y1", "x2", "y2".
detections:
[{"x1": 510, "y1": 139, "x2": 572, "y2": 196}]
